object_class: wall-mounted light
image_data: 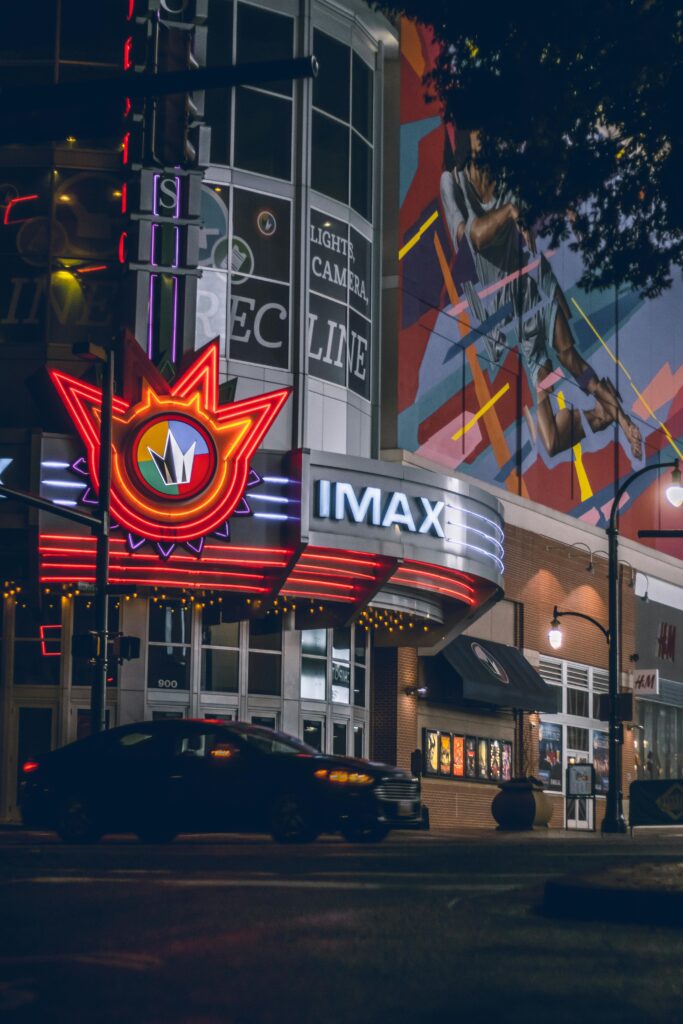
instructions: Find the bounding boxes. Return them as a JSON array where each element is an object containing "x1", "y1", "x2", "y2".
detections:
[
  {"x1": 666, "y1": 463, "x2": 683, "y2": 508},
  {"x1": 548, "y1": 614, "x2": 563, "y2": 650},
  {"x1": 405, "y1": 685, "x2": 428, "y2": 698}
]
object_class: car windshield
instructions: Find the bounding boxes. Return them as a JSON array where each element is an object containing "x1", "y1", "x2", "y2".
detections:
[{"x1": 239, "y1": 728, "x2": 317, "y2": 756}]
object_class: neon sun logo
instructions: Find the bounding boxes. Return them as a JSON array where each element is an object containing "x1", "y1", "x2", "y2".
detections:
[{"x1": 50, "y1": 341, "x2": 290, "y2": 559}]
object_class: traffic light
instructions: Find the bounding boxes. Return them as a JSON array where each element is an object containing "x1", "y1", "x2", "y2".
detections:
[{"x1": 150, "y1": 3, "x2": 210, "y2": 168}]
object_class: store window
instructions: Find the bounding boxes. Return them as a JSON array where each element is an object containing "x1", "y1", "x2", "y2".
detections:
[
  {"x1": 13, "y1": 601, "x2": 62, "y2": 686},
  {"x1": 303, "y1": 718, "x2": 324, "y2": 752},
  {"x1": 203, "y1": 0, "x2": 233, "y2": 165},
  {"x1": 147, "y1": 600, "x2": 191, "y2": 692},
  {"x1": 196, "y1": 184, "x2": 292, "y2": 369},
  {"x1": 538, "y1": 656, "x2": 611, "y2": 794},
  {"x1": 331, "y1": 628, "x2": 351, "y2": 704},
  {"x1": 353, "y1": 723, "x2": 364, "y2": 758},
  {"x1": 201, "y1": 612, "x2": 239, "y2": 693},
  {"x1": 234, "y1": 6, "x2": 294, "y2": 180},
  {"x1": 333, "y1": 721, "x2": 347, "y2": 756},
  {"x1": 301, "y1": 628, "x2": 327, "y2": 700},
  {"x1": 311, "y1": 30, "x2": 374, "y2": 220},
  {"x1": 248, "y1": 618, "x2": 282, "y2": 695}
]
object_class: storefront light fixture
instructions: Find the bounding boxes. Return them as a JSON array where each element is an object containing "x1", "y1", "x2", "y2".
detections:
[
  {"x1": 405, "y1": 685, "x2": 428, "y2": 698},
  {"x1": 548, "y1": 615, "x2": 563, "y2": 650},
  {"x1": 666, "y1": 463, "x2": 683, "y2": 508}
]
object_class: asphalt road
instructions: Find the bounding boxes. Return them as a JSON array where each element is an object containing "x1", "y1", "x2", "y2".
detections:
[{"x1": 2, "y1": 827, "x2": 683, "y2": 1024}]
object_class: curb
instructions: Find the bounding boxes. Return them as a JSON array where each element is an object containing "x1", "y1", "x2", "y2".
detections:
[{"x1": 544, "y1": 875, "x2": 683, "y2": 926}]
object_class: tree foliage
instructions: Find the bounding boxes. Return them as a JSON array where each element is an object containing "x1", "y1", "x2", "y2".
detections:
[{"x1": 375, "y1": 0, "x2": 682, "y2": 296}]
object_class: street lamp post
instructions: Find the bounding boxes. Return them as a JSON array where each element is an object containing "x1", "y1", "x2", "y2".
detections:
[
  {"x1": 549, "y1": 459, "x2": 680, "y2": 835},
  {"x1": 602, "y1": 459, "x2": 678, "y2": 832},
  {"x1": 74, "y1": 341, "x2": 115, "y2": 735}
]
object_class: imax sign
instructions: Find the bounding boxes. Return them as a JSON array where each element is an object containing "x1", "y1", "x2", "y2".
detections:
[{"x1": 316, "y1": 480, "x2": 446, "y2": 537}]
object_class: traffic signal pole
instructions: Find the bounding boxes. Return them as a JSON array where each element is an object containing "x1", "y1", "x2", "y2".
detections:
[{"x1": 92, "y1": 348, "x2": 114, "y2": 734}]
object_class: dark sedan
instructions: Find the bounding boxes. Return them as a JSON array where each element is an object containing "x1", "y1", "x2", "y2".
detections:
[{"x1": 20, "y1": 719, "x2": 423, "y2": 844}]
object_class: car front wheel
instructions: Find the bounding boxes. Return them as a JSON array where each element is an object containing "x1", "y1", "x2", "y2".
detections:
[
  {"x1": 56, "y1": 794, "x2": 103, "y2": 844},
  {"x1": 270, "y1": 794, "x2": 319, "y2": 844}
]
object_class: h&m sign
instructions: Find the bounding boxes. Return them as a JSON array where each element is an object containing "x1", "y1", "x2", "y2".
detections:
[{"x1": 633, "y1": 668, "x2": 660, "y2": 696}]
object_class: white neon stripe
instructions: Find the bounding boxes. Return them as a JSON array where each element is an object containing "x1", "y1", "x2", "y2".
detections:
[
  {"x1": 446, "y1": 518, "x2": 505, "y2": 556},
  {"x1": 52, "y1": 499, "x2": 78, "y2": 507},
  {"x1": 253, "y1": 512, "x2": 289, "y2": 521},
  {"x1": 41, "y1": 461, "x2": 70, "y2": 468},
  {"x1": 446, "y1": 503, "x2": 504, "y2": 541},
  {"x1": 42, "y1": 481, "x2": 87, "y2": 489},
  {"x1": 247, "y1": 494, "x2": 289, "y2": 504},
  {"x1": 262, "y1": 476, "x2": 291, "y2": 485}
]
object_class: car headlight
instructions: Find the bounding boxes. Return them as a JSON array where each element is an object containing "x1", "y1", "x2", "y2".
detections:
[{"x1": 314, "y1": 768, "x2": 374, "y2": 785}]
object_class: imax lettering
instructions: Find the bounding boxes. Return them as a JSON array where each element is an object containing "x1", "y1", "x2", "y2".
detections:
[
  {"x1": 335, "y1": 483, "x2": 382, "y2": 525},
  {"x1": 316, "y1": 481, "x2": 447, "y2": 536},
  {"x1": 417, "y1": 497, "x2": 445, "y2": 538}
]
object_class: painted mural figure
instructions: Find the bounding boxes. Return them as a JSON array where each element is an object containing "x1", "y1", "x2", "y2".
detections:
[{"x1": 440, "y1": 129, "x2": 643, "y2": 460}]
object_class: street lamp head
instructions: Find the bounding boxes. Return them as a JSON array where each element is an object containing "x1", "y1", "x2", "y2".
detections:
[
  {"x1": 666, "y1": 463, "x2": 683, "y2": 509},
  {"x1": 548, "y1": 612, "x2": 563, "y2": 650}
]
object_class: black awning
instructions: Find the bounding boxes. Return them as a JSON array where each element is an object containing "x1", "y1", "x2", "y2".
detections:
[{"x1": 424, "y1": 636, "x2": 559, "y2": 714}]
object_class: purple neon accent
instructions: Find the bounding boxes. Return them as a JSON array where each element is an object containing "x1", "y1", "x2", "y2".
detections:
[
  {"x1": 71, "y1": 457, "x2": 89, "y2": 476},
  {"x1": 185, "y1": 536, "x2": 205, "y2": 556},
  {"x1": 148, "y1": 274, "x2": 156, "y2": 358},
  {"x1": 151, "y1": 222, "x2": 158, "y2": 266},
  {"x1": 80, "y1": 487, "x2": 99, "y2": 507},
  {"x1": 153, "y1": 173, "x2": 160, "y2": 216},
  {"x1": 171, "y1": 275, "x2": 179, "y2": 364},
  {"x1": 155, "y1": 541, "x2": 176, "y2": 560},
  {"x1": 127, "y1": 533, "x2": 146, "y2": 552},
  {"x1": 233, "y1": 497, "x2": 252, "y2": 516},
  {"x1": 174, "y1": 225, "x2": 179, "y2": 268},
  {"x1": 174, "y1": 176, "x2": 181, "y2": 217},
  {"x1": 247, "y1": 468, "x2": 261, "y2": 488},
  {"x1": 213, "y1": 522, "x2": 230, "y2": 540},
  {"x1": 110, "y1": 521, "x2": 120, "y2": 531}
]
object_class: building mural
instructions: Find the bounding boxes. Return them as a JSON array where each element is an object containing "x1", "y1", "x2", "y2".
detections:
[{"x1": 398, "y1": 20, "x2": 683, "y2": 554}]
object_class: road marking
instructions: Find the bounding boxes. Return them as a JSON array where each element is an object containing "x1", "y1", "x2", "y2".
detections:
[
  {"x1": 22, "y1": 875, "x2": 531, "y2": 895},
  {"x1": 0, "y1": 952, "x2": 161, "y2": 971}
]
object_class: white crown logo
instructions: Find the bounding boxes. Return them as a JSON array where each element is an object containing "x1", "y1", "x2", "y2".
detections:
[{"x1": 149, "y1": 428, "x2": 197, "y2": 487}]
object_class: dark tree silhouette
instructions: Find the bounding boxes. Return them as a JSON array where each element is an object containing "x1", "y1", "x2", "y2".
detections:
[{"x1": 375, "y1": 1, "x2": 682, "y2": 296}]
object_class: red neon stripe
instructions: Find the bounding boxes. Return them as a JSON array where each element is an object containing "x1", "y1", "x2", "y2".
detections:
[
  {"x1": 123, "y1": 36, "x2": 133, "y2": 70},
  {"x1": 297, "y1": 566, "x2": 376, "y2": 581},
  {"x1": 121, "y1": 182, "x2": 128, "y2": 213},
  {"x1": 301, "y1": 552, "x2": 384, "y2": 568},
  {"x1": 76, "y1": 265, "x2": 108, "y2": 274},
  {"x1": 3, "y1": 194, "x2": 39, "y2": 226},
  {"x1": 122, "y1": 132, "x2": 130, "y2": 164},
  {"x1": 118, "y1": 231, "x2": 128, "y2": 262},
  {"x1": 280, "y1": 589, "x2": 356, "y2": 602},
  {"x1": 393, "y1": 566, "x2": 476, "y2": 593},
  {"x1": 401, "y1": 558, "x2": 474, "y2": 583},
  {"x1": 40, "y1": 536, "x2": 291, "y2": 557},
  {"x1": 39, "y1": 624, "x2": 61, "y2": 657},
  {"x1": 286, "y1": 575, "x2": 354, "y2": 591},
  {"x1": 126, "y1": 0, "x2": 134, "y2": 19}
]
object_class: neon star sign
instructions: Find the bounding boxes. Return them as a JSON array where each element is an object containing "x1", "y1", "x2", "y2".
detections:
[{"x1": 50, "y1": 341, "x2": 290, "y2": 552}]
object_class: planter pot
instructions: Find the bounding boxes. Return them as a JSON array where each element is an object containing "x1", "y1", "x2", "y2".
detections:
[{"x1": 491, "y1": 777, "x2": 552, "y2": 831}]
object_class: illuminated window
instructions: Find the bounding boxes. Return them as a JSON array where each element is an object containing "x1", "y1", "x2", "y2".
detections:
[
  {"x1": 201, "y1": 612, "x2": 239, "y2": 694},
  {"x1": 248, "y1": 618, "x2": 282, "y2": 696},
  {"x1": 311, "y1": 30, "x2": 374, "y2": 222},
  {"x1": 147, "y1": 601, "x2": 191, "y2": 691},
  {"x1": 13, "y1": 601, "x2": 61, "y2": 686}
]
